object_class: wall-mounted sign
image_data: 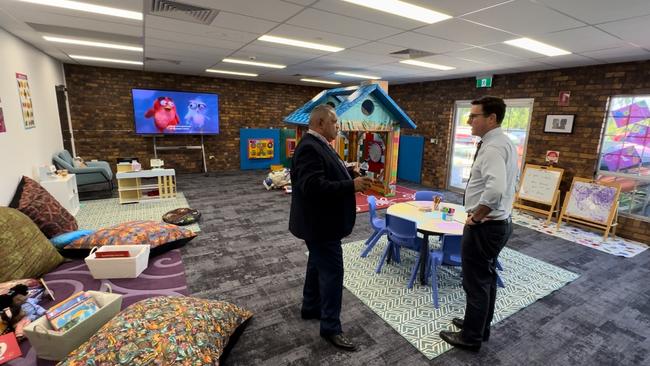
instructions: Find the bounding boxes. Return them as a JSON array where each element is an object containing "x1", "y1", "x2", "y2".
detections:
[
  {"x1": 248, "y1": 138, "x2": 274, "y2": 159},
  {"x1": 558, "y1": 91, "x2": 571, "y2": 106},
  {"x1": 476, "y1": 76, "x2": 493, "y2": 88},
  {"x1": 16, "y1": 73, "x2": 35, "y2": 129},
  {"x1": 546, "y1": 150, "x2": 560, "y2": 164}
]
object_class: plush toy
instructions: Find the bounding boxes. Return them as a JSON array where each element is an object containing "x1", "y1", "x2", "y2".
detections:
[
  {"x1": 145, "y1": 96, "x2": 180, "y2": 132},
  {"x1": 0, "y1": 284, "x2": 42, "y2": 339}
]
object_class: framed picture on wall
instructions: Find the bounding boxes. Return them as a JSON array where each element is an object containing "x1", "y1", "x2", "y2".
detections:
[{"x1": 544, "y1": 114, "x2": 575, "y2": 134}]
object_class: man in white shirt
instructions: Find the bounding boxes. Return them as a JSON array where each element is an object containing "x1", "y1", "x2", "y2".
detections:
[{"x1": 440, "y1": 96, "x2": 518, "y2": 352}]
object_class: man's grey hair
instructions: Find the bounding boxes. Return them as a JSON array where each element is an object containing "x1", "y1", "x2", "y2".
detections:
[{"x1": 309, "y1": 104, "x2": 335, "y2": 127}]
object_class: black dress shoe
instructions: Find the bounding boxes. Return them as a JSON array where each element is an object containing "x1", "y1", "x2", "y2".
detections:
[
  {"x1": 450, "y1": 318, "x2": 490, "y2": 341},
  {"x1": 322, "y1": 333, "x2": 358, "y2": 352},
  {"x1": 439, "y1": 331, "x2": 481, "y2": 352}
]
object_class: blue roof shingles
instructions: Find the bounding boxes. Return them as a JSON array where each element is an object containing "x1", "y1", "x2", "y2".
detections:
[{"x1": 283, "y1": 84, "x2": 416, "y2": 129}]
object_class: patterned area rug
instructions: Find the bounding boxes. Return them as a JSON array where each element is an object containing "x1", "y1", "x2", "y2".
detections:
[
  {"x1": 10, "y1": 249, "x2": 189, "y2": 366},
  {"x1": 76, "y1": 192, "x2": 201, "y2": 233},
  {"x1": 342, "y1": 238, "x2": 578, "y2": 360},
  {"x1": 356, "y1": 185, "x2": 417, "y2": 213},
  {"x1": 512, "y1": 209, "x2": 647, "y2": 257}
]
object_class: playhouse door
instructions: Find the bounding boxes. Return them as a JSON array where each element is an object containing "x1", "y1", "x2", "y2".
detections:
[{"x1": 397, "y1": 135, "x2": 424, "y2": 183}]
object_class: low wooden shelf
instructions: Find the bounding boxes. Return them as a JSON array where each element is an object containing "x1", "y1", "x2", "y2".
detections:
[{"x1": 116, "y1": 168, "x2": 176, "y2": 204}]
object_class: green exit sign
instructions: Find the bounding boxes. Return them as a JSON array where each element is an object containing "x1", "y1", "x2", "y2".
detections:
[{"x1": 476, "y1": 76, "x2": 493, "y2": 88}]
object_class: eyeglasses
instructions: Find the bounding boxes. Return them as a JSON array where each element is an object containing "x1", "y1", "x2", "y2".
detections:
[{"x1": 467, "y1": 113, "x2": 489, "y2": 120}]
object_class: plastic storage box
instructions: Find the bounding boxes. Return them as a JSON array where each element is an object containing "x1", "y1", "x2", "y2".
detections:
[{"x1": 84, "y1": 245, "x2": 150, "y2": 279}]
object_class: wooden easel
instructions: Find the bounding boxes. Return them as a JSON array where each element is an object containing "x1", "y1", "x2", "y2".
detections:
[
  {"x1": 557, "y1": 177, "x2": 621, "y2": 240},
  {"x1": 514, "y1": 164, "x2": 564, "y2": 223}
]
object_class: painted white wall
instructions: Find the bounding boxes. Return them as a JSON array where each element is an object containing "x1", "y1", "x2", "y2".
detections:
[{"x1": 0, "y1": 27, "x2": 65, "y2": 205}]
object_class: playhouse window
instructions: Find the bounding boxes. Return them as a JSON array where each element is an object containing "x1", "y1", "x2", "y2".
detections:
[{"x1": 361, "y1": 100, "x2": 375, "y2": 116}]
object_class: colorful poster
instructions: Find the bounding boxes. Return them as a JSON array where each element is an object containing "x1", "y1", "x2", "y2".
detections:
[
  {"x1": 611, "y1": 100, "x2": 650, "y2": 128},
  {"x1": 286, "y1": 138, "x2": 296, "y2": 157},
  {"x1": 248, "y1": 138, "x2": 274, "y2": 159},
  {"x1": 16, "y1": 73, "x2": 35, "y2": 129},
  {"x1": 0, "y1": 97, "x2": 6, "y2": 133}
]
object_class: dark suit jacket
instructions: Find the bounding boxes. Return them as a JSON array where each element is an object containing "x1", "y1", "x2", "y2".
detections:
[{"x1": 289, "y1": 133, "x2": 356, "y2": 242}]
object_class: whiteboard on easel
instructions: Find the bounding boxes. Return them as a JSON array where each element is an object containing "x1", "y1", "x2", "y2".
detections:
[
  {"x1": 564, "y1": 179, "x2": 620, "y2": 225},
  {"x1": 518, "y1": 164, "x2": 563, "y2": 205}
]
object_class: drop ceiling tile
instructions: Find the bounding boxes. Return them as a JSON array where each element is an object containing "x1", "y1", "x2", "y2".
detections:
[
  {"x1": 445, "y1": 47, "x2": 523, "y2": 65},
  {"x1": 145, "y1": 33, "x2": 244, "y2": 51},
  {"x1": 533, "y1": 26, "x2": 629, "y2": 53},
  {"x1": 263, "y1": 24, "x2": 368, "y2": 48},
  {"x1": 146, "y1": 16, "x2": 259, "y2": 44},
  {"x1": 409, "y1": 0, "x2": 517, "y2": 17},
  {"x1": 461, "y1": 0, "x2": 585, "y2": 36},
  {"x1": 486, "y1": 42, "x2": 560, "y2": 59},
  {"x1": 536, "y1": 0, "x2": 650, "y2": 24},
  {"x1": 414, "y1": 54, "x2": 488, "y2": 68},
  {"x1": 580, "y1": 45, "x2": 650, "y2": 63},
  {"x1": 597, "y1": 15, "x2": 650, "y2": 49},
  {"x1": 535, "y1": 54, "x2": 600, "y2": 67},
  {"x1": 287, "y1": 8, "x2": 403, "y2": 40},
  {"x1": 181, "y1": 0, "x2": 303, "y2": 22},
  {"x1": 237, "y1": 42, "x2": 329, "y2": 64},
  {"x1": 224, "y1": 49, "x2": 313, "y2": 66},
  {"x1": 211, "y1": 12, "x2": 278, "y2": 34},
  {"x1": 416, "y1": 18, "x2": 518, "y2": 46},
  {"x1": 381, "y1": 32, "x2": 471, "y2": 54},
  {"x1": 349, "y1": 42, "x2": 406, "y2": 56}
]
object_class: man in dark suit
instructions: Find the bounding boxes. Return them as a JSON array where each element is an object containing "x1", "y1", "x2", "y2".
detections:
[{"x1": 290, "y1": 104, "x2": 372, "y2": 351}]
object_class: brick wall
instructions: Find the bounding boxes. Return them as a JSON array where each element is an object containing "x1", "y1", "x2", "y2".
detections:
[
  {"x1": 64, "y1": 64, "x2": 320, "y2": 173},
  {"x1": 390, "y1": 60, "x2": 650, "y2": 244}
]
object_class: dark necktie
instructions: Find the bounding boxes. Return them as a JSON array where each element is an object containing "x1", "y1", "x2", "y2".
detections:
[{"x1": 463, "y1": 140, "x2": 483, "y2": 205}]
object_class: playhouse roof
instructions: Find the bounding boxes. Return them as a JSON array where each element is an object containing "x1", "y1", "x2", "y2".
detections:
[{"x1": 283, "y1": 84, "x2": 416, "y2": 129}]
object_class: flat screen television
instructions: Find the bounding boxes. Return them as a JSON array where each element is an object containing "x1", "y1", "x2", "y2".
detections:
[{"x1": 131, "y1": 89, "x2": 219, "y2": 135}]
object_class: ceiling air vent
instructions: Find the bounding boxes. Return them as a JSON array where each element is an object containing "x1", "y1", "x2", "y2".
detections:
[
  {"x1": 390, "y1": 49, "x2": 436, "y2": 59},
  {"x1": 148, "y1": 0, "x2": 219, "y2": 25}
]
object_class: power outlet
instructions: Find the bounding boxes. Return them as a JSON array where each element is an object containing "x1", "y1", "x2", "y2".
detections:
[
  {"x1": 430, "y1": 138, "x2": 438, "y2": 144},
  {"x1": 208, "y1": 155, "x2": 215, "y2": 160}
]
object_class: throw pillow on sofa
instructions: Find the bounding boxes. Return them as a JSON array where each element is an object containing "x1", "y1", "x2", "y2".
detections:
[
  {"x1": 59, "y1": 296, "x2": 253, "y2": 366},
  {"x1": 63, "y1": 220, "x2": 196, "y2": 255},
  {"x1": 0, "y1": 207, "x2": 64, "y2": 282},
  {"x1": 9, "y1": 176, "x2": 78, "y2": 238}
]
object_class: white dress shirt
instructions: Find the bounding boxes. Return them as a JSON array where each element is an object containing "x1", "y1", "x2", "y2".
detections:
[{"x1": 464, "y1": 127, "x2": 519, "y2": 220}]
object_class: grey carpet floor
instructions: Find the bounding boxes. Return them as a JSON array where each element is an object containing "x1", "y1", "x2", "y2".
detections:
[{"x1": 174, "y1": 171, "x2": 649, "y2": 366}]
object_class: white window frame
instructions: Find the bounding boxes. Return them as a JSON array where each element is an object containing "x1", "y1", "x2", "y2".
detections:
[
  {"x1": 446, "y1": 98, "x2": 534, "y2": 192},
  {"x1": 596, "y1": 94, "x2": 650, "y2": 222}
]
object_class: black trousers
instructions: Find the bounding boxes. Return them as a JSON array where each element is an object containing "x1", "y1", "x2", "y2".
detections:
[
  {"x1": 302, "y1": 240, "x2": 344, "y2": 336},
  {"x1": 460, "y1": 219, "x2": 513, "y2": 343}
]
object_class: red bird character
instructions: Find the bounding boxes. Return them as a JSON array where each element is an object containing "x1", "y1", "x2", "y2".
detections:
[{"x1": 144, "y1": 96, "x2": 179, "y2": 132}]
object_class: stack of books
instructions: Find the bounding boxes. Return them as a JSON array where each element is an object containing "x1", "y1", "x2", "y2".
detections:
[{"x1": 45, "y1": 292, "x2": 99, "y2": 332}]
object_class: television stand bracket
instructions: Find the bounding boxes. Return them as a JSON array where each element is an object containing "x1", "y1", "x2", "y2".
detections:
[{"x1": 152, "y1": 135, "x2": 208, "y2": 174}]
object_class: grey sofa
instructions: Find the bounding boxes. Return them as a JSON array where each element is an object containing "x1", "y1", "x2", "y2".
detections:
[{"x1": 52, "y1": 150, "x2": 113, "y2": 190}]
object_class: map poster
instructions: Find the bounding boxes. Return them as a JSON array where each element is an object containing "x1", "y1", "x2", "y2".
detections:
[
  {"x1": 0, "y1": 97, "x2": 6, "y2": 133},
  {"x1": 248, "y1": 138, "x2": 274, "y2": 159},
  {"x1": 16, "y1": 73, "x2": 35, "y2": 129}
]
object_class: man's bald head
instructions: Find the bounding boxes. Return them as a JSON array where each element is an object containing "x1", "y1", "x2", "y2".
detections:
[
  {"x1": 309, "y1": 104, "x2": 335, "y2": 128},
  {"x1": 308, "y1": 104, "x2": 339, "y2": 141}
]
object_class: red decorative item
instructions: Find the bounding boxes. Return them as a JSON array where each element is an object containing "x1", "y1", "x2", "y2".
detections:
[
  {"x1": 94, "y1": 250, "x2": 131, "y2": 258},
  {"x1": 558, "y1": 91, "x2": 570, "y2": 106},
  {"x1": 0, "y1": 332, "x2": 22, "y2": 364}
]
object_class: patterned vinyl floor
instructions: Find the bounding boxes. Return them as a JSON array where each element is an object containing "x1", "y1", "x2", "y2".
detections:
[
  {"x1": 75, "y1": 192, "x2": 201, "y2": 233},
  {"x1": 342, "y1": 238, "x2": 579, "y2": 360}
]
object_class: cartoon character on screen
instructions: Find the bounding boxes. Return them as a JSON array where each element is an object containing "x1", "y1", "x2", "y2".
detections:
[
  {"x1": 184, "y1": 98, "x2": 209, "y2": 129},
  {"x1": 144, "y1": 96, "x2": 179, "y2": 132}
]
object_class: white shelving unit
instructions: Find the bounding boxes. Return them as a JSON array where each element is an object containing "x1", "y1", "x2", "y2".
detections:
[
  {"x1": 116, "y1": 168, "x2": 176, "y2": 204},
  {"x1": 40, "y1": 174, "x2": 80, "y2": 216}
]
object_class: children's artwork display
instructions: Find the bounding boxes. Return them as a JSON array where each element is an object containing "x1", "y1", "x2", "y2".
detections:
[
  {"x1": 248, "y1": 138, "x2": 274, "y2": 159},
  {"x1": 16, "y1": 73, "x2": 34, "y2": 129},
  {"x1": 564, "y1": 180, "x2": 619, "y2": 224},
  {"x1": 558, "y1": 177, "x2": 621, "y2": 239},
  {"x1": 0, "y1": 97, "x2": 6, "y2": 133}
]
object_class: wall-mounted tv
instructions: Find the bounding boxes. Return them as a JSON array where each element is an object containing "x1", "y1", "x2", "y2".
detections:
[{"x1": 132, "y1": 89, "x2": 219, "y2": 135}]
